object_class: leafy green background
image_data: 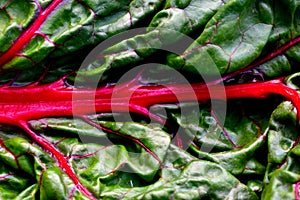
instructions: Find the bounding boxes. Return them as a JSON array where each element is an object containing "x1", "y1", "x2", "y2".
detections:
[{"x1": 1, "y1": 0, "x2": 300, "y2": 199}]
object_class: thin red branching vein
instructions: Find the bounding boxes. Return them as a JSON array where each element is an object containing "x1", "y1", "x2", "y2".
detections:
[
  {"x1": 0, "y1": 137, "x2": 21, "y2": 169},
  {"x1": 0, "y1": 30, "x2": 299, "y2": 198},
  {"x1": 1, "y1": 74, "x2": 300, "y2": 199},
  {"x1": 224, "y1": 14, "x2": 243, "y2": 74},
  {"x1": 70, "y1": 146, "x2": 110, "y2": 159},
  {"x1": 69, "y1": 186, "x2": 77, "y2": 200},
  {"x1": 82, "y1": 117, "x2": 163, "y2": 164},
  {"x1": 18, "y1": 121, "x2": 97, "y2": 200},
  {"x1": 210, "y1": 109, "x2": 241, "y2": 149},
  {"x1": 0, "y1": 77, "x2": 297, "y2": 199},
  {"x1": 220, "y1": 35, "x2": 300, "y2": 83},
  {"x1": 0, "y1": 172, "x2": 13, "y2": 180},
  {"x1": 0, "y1": 0, "x2": 65, "y2": 67}
]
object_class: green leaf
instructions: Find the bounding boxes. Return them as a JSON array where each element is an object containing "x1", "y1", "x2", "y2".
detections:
[
  {"x1": 2, "y1": 0, "x2": 300, "y2": 199},
  {"x1": 268, "y1": 101, "x2": 298, "y2": 164},
  {"x1": 170, "y1": 0, "x2": 273, "y2": 75},
  {"x1": 77, "y1": 0, "x2": 225, "y2": 79},
  {"x1": 1, "y1": 0, "x2": 164, "y2": 70}
]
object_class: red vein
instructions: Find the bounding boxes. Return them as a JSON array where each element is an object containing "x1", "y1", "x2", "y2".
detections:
[
  {"x1": 70, "y1": 146, "x2": 110, "y2": 159},
  {"x1": 221, "y1": 35, "x2": 300, "y2": 83},
  {"x1": 1, "y1": 76, "x2": 300, "y2": 171},
  {"x1": 0, "y1": 172, "x2": 13, "y2": 180},
  {"x1": 18, "y1": 121, "x2": 97, "y2": 200},
  {"x1": 224, "y1": 15, "x2": 243, "y2": 74},
  {"x1": 210, "y1": 109, "x2": 240, "y2": 149},
  {"x1": 0, "y1": 76, "x2": 299, "y2": 124},
  {"x1": 0, "y1": 137, "x2": 21, "y2": 169},
  {"x1": 0, "y1": 34, "x2": 300, "y2": 199},
  {"x1": 68, "y1": 186, "x2": 77, "y2": 200},
  {"x1": 82, "y1": 118, "x2": 163, "y2": 164},
  {"x1": 0, "y1": 0, "x2": 64, "y2": 67}
]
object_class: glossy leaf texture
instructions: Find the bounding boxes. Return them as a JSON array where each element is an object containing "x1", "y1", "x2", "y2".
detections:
[
  {"x1": 1, "y1": 0, "x2": 300, "y2": 200},
  {"x1": 0, "y1": 0, "x2": 164, "y2": 70}
]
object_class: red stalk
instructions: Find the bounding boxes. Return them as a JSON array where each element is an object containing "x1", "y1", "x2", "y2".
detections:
[
  {"x1": 0, "y1": 2, "x2": 300, "y2": 194},
  {"x1": 1, "y1": 77, "x2": 298, "y2": 124},
  {"x1": 0, "y1": 77, "x2": 296, "y2": 120},
  {"x1": 0, "y1": 76, "x2": 299, "y2": 198}
]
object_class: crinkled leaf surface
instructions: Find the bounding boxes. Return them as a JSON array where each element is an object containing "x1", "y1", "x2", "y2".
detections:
[
  {"x1": 1, "y1": 0, "x2": 300, "y2": 199},
  {"x1": 0, "y1": 0, "x2": 163, "y2": 70}
]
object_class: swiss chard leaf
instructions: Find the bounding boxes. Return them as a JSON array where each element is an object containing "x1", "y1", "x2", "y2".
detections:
[{"x1": 1, "y1": 0, "x2": 300, "y2": 199}]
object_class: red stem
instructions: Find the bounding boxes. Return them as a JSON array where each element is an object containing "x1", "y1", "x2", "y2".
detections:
[
  {"x1": 1, "y1": 77, "x2": 299, "y2": 122},
  {"x1": 0, "y1": 77, "x2": 299, "y2": 198},
  {"x1": 0, "y1": 1, "x2": 299, "y2": 197}
]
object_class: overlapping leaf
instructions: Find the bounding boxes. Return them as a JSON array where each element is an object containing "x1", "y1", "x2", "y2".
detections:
[
  {"x1": 0, "y1": 0, "x2": 163, "y2": 70},
  {"x1": 1, "y1": 0, "x2": 300, "y2": 199}
]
